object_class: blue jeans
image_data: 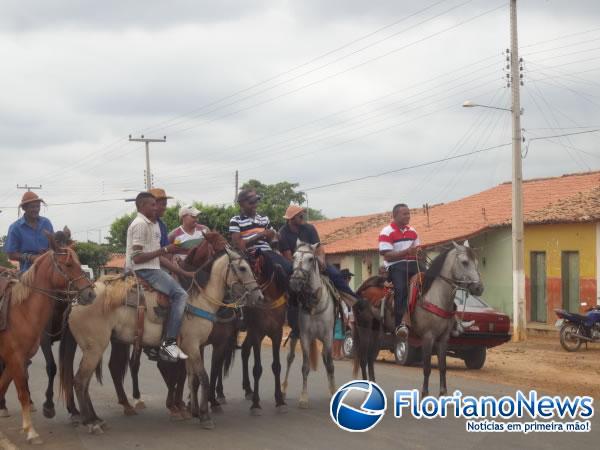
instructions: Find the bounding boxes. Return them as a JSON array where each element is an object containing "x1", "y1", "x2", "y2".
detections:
[
  {"x1": 136, "y1": 269, "x2": 188, "y2": 340},
  {"x1": 388, "y1": 261, "x2": 418, "y2": 327}
]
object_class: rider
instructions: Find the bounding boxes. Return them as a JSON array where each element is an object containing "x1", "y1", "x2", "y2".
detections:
[
  {"x1": 126, "y1": 192, "x2": 194, "y2": 362},
  {"x1": 229, "y1": 188, "x2": 291, "y2": 272},
  {"x1": 5, "y1": 192, "x2": 54, "y2": 272},
  {"x1": 148, "y1": 188, "x2": 172, "y2": 247},
  {"x1": 378, "y1": 203, "x2": 420, "y2": 338},
  {"x1": 169, "y1": 205, "x2": 210, "y2": 260}
]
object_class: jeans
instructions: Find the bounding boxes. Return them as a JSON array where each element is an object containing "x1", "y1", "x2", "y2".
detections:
[
  {"x1": 388, "y1": 261, "x2": 418, "y2": 327},
  {"x1": 325, "y1": 264, "x2": 356, "y2": 298},
  {"x1": 262, "y1": 250, "x2": 293, "y2": 275},
  {"x1": 136, "y1": 269, "x2": 188, "y2": 340}
]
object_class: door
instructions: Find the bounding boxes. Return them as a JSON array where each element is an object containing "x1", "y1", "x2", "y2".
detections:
[
  {"x1": 561, "y1": 251, "x2": 580, "y2": 312},
  {"x1": 530, "y1": 252, "x2": 547, "y2": 323}
]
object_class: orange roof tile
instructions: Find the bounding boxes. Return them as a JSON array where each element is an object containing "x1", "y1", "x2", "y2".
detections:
[
  {"x1": 313, "y1": 171, "x2": 600, "y2": 255},
  {"x1": 104, "y1": 253, "x2": 125, "y2": 269}
]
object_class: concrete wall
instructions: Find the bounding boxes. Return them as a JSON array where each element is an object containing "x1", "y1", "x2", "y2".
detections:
[{"x1": 524, "y1": 222, "x2": 597, "y2": 322}]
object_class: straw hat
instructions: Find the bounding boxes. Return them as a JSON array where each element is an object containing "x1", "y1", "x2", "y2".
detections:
[
  {"x1": 148, "y1": 188, "x2": 173, "y2": 200},
  {"x1": 19, "y1": 191, "x2": 45, "y2": 208},
  {"x1": 283, "y1": 205, "x2": 305, "y2": 220}
]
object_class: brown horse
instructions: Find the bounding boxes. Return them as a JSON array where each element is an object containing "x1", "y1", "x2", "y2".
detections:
[
  {"x1": 0, "y1": 230, "x2": 95, "y2": 445},
  {"x1": 240, "y1": 251, "x2": 288, "y2": 414}
]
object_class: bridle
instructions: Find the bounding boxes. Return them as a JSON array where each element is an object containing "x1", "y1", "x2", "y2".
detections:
[
  {"x1": 291, "y1": 248, "x2": 327, "y2": 313},
  {"x1": 24, "y1": 249, "x2": 94, "y2": 304}
]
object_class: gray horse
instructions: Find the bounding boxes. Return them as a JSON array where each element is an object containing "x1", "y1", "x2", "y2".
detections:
[
  {"x1": 412, "y1": 241, "x2": 483, "y2": 397},
  {"x1": 282, "y1": 241, "x2": 336, "y2": 408}
]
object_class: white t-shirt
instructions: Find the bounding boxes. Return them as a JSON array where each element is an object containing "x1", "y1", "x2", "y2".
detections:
[{"x1": 125, "y1": 213, "x2": 161, "y2": 271}]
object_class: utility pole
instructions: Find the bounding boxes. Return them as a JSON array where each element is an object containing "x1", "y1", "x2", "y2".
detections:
[
  {"x1": 234, "y1": 170, "x2": 239, "y2": 203},
  {"x1": 128, "y1": 135, "x2": 166, "y2": 190},
  {"x1": 510, "y1": 0, "x2": 526, "y2": 341}
]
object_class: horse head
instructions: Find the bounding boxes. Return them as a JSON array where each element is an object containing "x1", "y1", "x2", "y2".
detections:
[
  {"x1": 222, "y1": 247, "x2": 264, "y2": 307},
  {"x1": 44, "y1": 229, "x2": 96, "y2": 305},
  {"x1": 449, "y1": 241, "x2": 484, "y2": 296},
  {"x1": 290, "y1": 240, "x2": 321, "y2": 308}
]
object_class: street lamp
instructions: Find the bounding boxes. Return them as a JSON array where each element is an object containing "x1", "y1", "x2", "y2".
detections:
[{"x1": 462, "y1": 94, "x2": 526, "y2": 342}]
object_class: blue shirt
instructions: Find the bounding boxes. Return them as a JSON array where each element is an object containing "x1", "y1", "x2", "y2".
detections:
[
  {"x1": 5, "y1": 216, "x2": 54, "y2": 272},
  {"x1": 157, "y1": 218, "x2": 169, "y2": 247}
]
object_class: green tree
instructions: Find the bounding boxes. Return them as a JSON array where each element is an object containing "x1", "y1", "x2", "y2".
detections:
[
  {"x1": 0, "y1": 235, "x2": 14, "y2": 269},
  {"x1": 74, "y1": 241, "x2": 111, "y2": 276},
  {"x1": 193, "y1": 203, "x2": 239, "y2": 235},
  {"x1": 241, "y1": 179, "x2": 325, "y2": 229},
  {"x1": 105, "y1": 212, "x2": 136, "y2": 252}
]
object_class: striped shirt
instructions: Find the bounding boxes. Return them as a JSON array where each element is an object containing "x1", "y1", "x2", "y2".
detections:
[
  {"x1": 229, "y1": 213, "x2": 273, "y2": 254},
  {"x1": 378, "y1": 222, "x2": 420, "y2": 269}
]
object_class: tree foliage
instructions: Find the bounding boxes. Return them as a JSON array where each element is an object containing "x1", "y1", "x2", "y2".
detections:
[
  {"x1": 74, "y1": 241, "x2": 111, "y2": 276},
  {"x1": 0, "y1": 235, "x2": 14, "y2": 269}
]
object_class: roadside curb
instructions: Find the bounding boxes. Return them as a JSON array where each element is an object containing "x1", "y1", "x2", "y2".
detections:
[{"x1": 0, "y1": 431, "x2": 18, "y2": 450}]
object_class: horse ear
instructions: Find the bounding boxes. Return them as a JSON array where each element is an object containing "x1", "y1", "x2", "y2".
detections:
[
  {"x1": 311, "y1": 242, "x2": 320, "y2": 252},
  {"x1": 296, "y1": 238, "x2": 303, "y2": 249},
  {"x1": 62, "y1": 226, "x2": 75, "y2": 246},
  {"x1": 463, "y1": 240, "x2": 470, "y2": 248},
  {"x1": 45, "y1": 230, "x2": 57, "y2": 251},
  {"x1": 452, "y1": 241, "x2": 460, "y2": 250}
]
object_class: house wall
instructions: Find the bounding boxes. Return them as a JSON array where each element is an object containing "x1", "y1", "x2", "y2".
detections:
[
  {"x1": 325, "y1": 251, "x2": 381, "y2": 291},
  {"x1": 524, "y1": 222, "x2": 597, "y2": 323},
  {"x1": 469, "y1": 228, "x2": 514, "y2": 316}
]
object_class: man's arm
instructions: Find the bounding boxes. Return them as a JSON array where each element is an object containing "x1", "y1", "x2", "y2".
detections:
[
  {"x1": 132, "y1": 243, "x2": 178, "y2": 265},
  {"x1": 380, "y1": 242, "x2": 418, "y2": 262},
  {"x1": 159, "y1": 256, "x2": 194, "y2": 279}
]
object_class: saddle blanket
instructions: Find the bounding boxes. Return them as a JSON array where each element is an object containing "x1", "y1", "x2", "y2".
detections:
[{"x1": 408, "y1": 272, "x2": 426, "y2": 315}]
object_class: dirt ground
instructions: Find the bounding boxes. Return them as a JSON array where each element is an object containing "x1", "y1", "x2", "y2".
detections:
[
  {"x1": 259, "y1": 330, "x2": 600, "y2": 399},
  {"x1": 377, "y1": 334, "x2": 600, "y2": 399}
]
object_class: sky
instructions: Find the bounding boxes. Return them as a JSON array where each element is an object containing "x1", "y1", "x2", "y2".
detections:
[{"x1": 1, "y1": 0, "x2": 599, "y2": 243}]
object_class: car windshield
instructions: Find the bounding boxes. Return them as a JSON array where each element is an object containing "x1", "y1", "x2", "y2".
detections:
[{"x1": 454, "y1": 292, "x2": 489, "y2": 309}]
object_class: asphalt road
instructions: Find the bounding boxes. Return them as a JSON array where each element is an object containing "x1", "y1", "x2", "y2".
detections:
[{"x1": 1, "y1": 345, "x2": 598, "y2": 450}]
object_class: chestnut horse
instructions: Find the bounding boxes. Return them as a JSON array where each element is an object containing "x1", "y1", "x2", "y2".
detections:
[{"x1": 0, "y1": 230, "x2": 95, "y2": 445}]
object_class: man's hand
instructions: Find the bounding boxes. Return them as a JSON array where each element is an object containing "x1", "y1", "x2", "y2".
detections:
[
  {"x1": 406, "y1": 243, "x2": 419, "y2": 257},
  {"x1": 182, "y1": 271, "x2": 196, "y2": 279}
]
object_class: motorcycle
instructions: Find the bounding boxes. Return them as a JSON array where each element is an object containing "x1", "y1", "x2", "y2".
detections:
[{"x1": 554, "y1": 304, "x2": 600, "y2": 352}]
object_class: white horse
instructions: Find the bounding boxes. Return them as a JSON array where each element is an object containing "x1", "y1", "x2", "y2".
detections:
[
  {"x1": 282, "y1": 241, "x2": 336, "y2": 409},
  {"x1": 61, "y1": 246, "x2": 263, "y2": 432}
]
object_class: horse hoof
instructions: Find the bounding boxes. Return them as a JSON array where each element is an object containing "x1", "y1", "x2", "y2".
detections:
[
  {"x1": 211, "y1": 405, "x2": 224, "y2": 415},
  {"x1": 0, "y1": 408, "x2": 9, "y2": 418},
  {"x1": 216, "y1": 396, "x2": 227, "y2": 405},
  {"x1": 169, "y1": 411, "x2": 185, "y2": 422},
  {"x1": 88, "y1": 424, "x2": 104, "y2": 435},
  {"x1": 298, "y1": 400, "x2": 309, "y2": 409},
  {"x1": 245, "y1": 392, "x2": 253, "y2": 401},
  {"x1": 43, "y1": 405, "x2": 56, "y2": 419},
  {"x1": 70, "y1": 414, "x2": 81, "y2": 426},
  {"x1": 276, "y1": 404, "x2": 288, "y2": 414},
  {"x1": 124, "y1": 407, "x2": 137, "y2": 416},
  {"x1": 200, "y1": 419, "x2": 215, "y2": 430},
  {"x1": 134, "y1": 400, "x2": 146, "y2": 410},
  {"x1": 27, "y1": 435, "x2": 43, "y2": 445},
  {"x1": 97, "y1": 420, "x2": 108, "y2": 431},
  {"x1": 250, "y1": 407, "x2": 262, "y2": 416}
]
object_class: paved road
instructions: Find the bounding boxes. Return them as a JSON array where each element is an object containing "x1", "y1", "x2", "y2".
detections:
[{"x1": 1, "y1": 346, "x2": 598, "y2": 450}]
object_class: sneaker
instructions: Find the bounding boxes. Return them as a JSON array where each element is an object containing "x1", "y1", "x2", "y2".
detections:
[
  {"x1": 394, "y1": 324, "x2": 409, "y2": 338},
  {"x1": 159, "y1": 341, "x2": 188, "y2": 362}
]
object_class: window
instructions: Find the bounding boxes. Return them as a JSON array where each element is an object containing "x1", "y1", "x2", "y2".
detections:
[
  {"x1": 530, "y1": 252, "x2": 547, "y2": 322},
  {"x1": 561, "y1": 251, "x2": 580, "y2": 312}
]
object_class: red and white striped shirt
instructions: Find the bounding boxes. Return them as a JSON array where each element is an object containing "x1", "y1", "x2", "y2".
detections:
[{"x1": 378, "y1": 222, "x2": 420, "y2": 268}]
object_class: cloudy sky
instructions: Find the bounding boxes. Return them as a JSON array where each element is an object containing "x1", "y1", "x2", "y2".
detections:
[{"x1": 1, "y1": 0, "x2": 599, "y2": 242}]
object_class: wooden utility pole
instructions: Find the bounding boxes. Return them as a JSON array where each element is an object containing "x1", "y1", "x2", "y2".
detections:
[
  {"x1": 234, "y1": 170, "x2": 239, "y2": 203},
  {"x1": 128, "y1": 135, "x2": 166, "y2": 190},
  {"x1": 510, "y1": 0, "x2": 526, "y2": 341}
]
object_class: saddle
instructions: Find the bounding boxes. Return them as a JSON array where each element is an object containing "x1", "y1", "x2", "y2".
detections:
[{"x1": 0, "y1": 269, "x2": 18, "y2": 332}]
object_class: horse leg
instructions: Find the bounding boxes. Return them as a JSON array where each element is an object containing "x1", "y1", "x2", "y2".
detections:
[
  {"x1": 322, "y1": 333, "x2": 336, "y2": 396},
  {"x1": 298, "y1": 336, "x2": 310, "y2": 409},
  {"x1": 8, "y1": 356, "x2": 42, "y2": 444},
  {"x1": 271, "y1": 330, "x2": 286, "y2": 412},
  {"x1": 421, "y1": 334, "x2": 434, "y2": 398},
  {"x1": 367, "y1": 331, "x2": 380, "y2": 382},
  {"x1": 437, "y1": 338, "x2": 448, "y2": 396},
  {"x1": 129, "y1": 349, "x2": 145, "y2": 409},
  {"x1": 39, "y1": 335, "x2": 57, "y2": 419},
  {"x1": 186, "y1": 349, "x2": 213, "y2": 429},
  {"x1": 174, "y1": 360, "x2": 189, "y2": 418},
  {"x1": 241, "y1": 335, "x2": 253, "y2": 400},
  {"x1": 209, "y1": 347, "x2": 224, "y2": 414},
  {"x1": 108, "y1": 341, "x2": 136, "y2": 416},
  {"x1": 215, "y1": 366, "x2": 226, "y2": 403},
  {"x1": 282, "y1": 337, "x2": 297, "y2": 399},
  {"x1": 74, "y1": 349, "x2": 104, "y2": 433},
  {"x1": 0, "y1": 367, "x2": 13, "y2": 418},
  {"x1": 250, "y1": 337, "x2": 263, "y2": 415}
]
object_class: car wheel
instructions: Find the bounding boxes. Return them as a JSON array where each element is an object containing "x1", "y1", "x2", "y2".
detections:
[
  {"x1": 342, "y1": 331, "x2": 354, "y2": 359},
  {"x1": 394, "y1": 338, "x2": 417, "y2": 366},
  {"x1": 560, "y1": 323, "x2": 582, "y2": 352},
  {"x1": 463, "y1": 347, "x2": 486, "y2": 370}
]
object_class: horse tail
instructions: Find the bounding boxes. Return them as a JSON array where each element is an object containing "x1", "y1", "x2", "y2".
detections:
[
  {"x1": 59, "y1": 322, "x2": 77, "y2": 405},
  {"x1": 309, "y1": 340, "x2": 319, "y2": 371},
  {"x1": 351, "y1": 299, "x2": 371, "y2": 379},
  {"x1": 223, "y1": 328, "x2": 238, "y2": 378}
]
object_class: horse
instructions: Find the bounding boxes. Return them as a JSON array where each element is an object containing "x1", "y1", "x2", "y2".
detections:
[
  {"x1": 59, "y1": 239, "x2": 264, "y2": 432},
  {"x1": 0, "y1": 230, "x2": 95, "y2": 445},
  {"x1": 240, "y1": 251, "x2": 289, "y2": 415},
  {"x1": 282, "y1": 241, "x2": 336, "y2": 408}
]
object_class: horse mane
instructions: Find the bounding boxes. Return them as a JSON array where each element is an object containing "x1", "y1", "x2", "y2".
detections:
[
  {"x1": 99, "y1": 275, "x2": 137, "y2": 314},
  {"x1": 10, "y1": 265, "x2": 37, "y2": 304},
  {"x1": 356, "y1": 275, "x2": 386, "y2": 297},
  {"x1": 422, "y1": 248, "x2": 452, "y2": 294}
]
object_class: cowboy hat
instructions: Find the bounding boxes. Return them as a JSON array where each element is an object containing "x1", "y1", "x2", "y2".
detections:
[
  {"x1": 19, "y1": 191, "x2": 45, "y2": 208},
  {"x1": 283, "y1": 205, "x2": 305, "y2": 220},
  {"x1": 148, "y1": 188, "x2": 173, "y2": 200}
]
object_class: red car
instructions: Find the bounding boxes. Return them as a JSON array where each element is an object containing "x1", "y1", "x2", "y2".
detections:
[{"x1": 343, "y1": 293, "x2": 511, "y2": 370}]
